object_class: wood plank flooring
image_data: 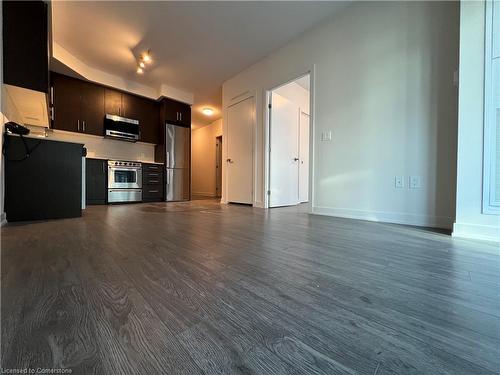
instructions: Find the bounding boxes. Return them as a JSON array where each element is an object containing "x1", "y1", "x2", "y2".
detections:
[{"x1": 1, "y1": 199, "x2": 499, "y2": 374}]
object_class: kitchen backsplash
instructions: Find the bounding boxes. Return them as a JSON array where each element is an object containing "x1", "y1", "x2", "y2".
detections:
[{"x1": 29, "y1": 126, "x2": 155, "y2": 162}]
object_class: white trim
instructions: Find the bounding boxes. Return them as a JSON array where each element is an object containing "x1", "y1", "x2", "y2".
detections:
[
  {"x1": 263, "y1": 65, "x2": 316, "y2": 212},
  {"x1": 311, "y1": 206, "x2": 454, "y2": 229},
  {"x1": 482, "y1": 0, "x2": 500, "y2": 214},
  {"x1": 453, "y1": 222, "x2": 500, "y2": 243}
]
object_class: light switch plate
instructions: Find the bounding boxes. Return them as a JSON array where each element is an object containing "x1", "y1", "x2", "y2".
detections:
[
  {"x1": 409, "y1": 176, "x2": 421, "y2": 189},
  {"x1": 321, "y1": 131, "x2": 332, "y2": 141},
  {"x1": 395, "y1": 176, "x2": 404, "y2": 188}
]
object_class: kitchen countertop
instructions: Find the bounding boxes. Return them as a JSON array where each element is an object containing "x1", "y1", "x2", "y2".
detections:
[{"x1": 85, "y1": 156, "x2": 164, "y2": 165}]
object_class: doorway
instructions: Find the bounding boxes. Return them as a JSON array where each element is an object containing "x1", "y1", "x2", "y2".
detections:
[
  {"x1": 268, "y1": 74, "x2": 311, "y2": 208},
  {"x1": 215, "y1": 136, "x2": 222, "y2": 198}
]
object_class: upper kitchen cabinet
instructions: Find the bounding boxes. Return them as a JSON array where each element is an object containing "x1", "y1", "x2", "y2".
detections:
[
  {"x1": 104, "y1": 88, "x2": 123, "y2": 117},
  {"x1": 80, "y1": 81, "x2": 106, "y2": 136},
  {"x1": 122, "y1": 94, "x2": 160, "y2": 144},
  {"x1": 3, "y1": 1, "x2": 49, "y2": 93},
  {"x1": 51, "y1": 73, "x2": 105, "y2": 136},
  {"x1": 162, "y1": 98, "x2": 191, "y2": 128}
]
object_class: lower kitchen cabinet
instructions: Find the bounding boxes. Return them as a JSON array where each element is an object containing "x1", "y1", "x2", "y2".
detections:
[
  {"x1": 142, "y1": 163, "x2": 164, "y2": 202},
  {"x1": 86, "y1": 158, "x2": 107, "y2": 205},
  {"x1": 4, "y1": 135, "x2": 83, "y2": 222}
]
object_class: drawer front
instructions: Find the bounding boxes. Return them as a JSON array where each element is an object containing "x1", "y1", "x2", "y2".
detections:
[
  {"x1": 144, "y1": 171, "x2": 163, "y2": 179},
  {"x1": 144, "y1": 176, "x2": 162, "y2": 185},
  {"x1": 143, "y1": 164, "x2": 163, "y2": 172},
  {"x1": 143, "y1": 186, "x2": 163, "y2": 199}
]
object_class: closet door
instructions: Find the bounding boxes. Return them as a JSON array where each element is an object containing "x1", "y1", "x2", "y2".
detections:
[{"x1": 269, "y1": 93, "x2": 299, "y2": 207}]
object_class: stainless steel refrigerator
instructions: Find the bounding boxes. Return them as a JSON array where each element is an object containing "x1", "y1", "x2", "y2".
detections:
[{"x1": 165, "y1": 123, "x2": 190, "y2": 201}]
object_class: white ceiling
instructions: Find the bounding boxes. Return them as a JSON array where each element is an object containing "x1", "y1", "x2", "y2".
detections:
[{"x1": 52, "y1": 1, "x2": 347, "y2": 127}]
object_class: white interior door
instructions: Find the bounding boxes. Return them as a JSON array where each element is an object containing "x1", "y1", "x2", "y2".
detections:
[
  {"x1": 299, "y1": 112, "x2": 310, "y2": 203},
  {"x1": 270, "y1": 93, "x2": 299, "y2": 207},
  {"x1": 226, "y1": 97, "x2": 253, "y2": 204}
]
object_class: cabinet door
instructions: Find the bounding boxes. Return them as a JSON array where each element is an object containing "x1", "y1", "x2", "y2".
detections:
[
  {"x1": 123, "y1": 94, "x2": 160, "y2": 144},
  {"x1": 81, "y1": 81, "x2": 105, "y2": 136},
  {"x1": 178, "y1": 103, "x2": 191, "y2": 127},
  {"x1": 105, "y1": 89, "x2": 122, "y2": 116},
  {"x1": 163, "y1": 98, "x2": 181, "y2": 124},
  {"x1": 3, "y1": 1, "x2": 49, "y2": 93},
  {"x1": 86, "y1": 158, "x2": 107, "y2": 205},
  {"x1": 52, "y1": 73, "x2": 81, "y2": 133}
]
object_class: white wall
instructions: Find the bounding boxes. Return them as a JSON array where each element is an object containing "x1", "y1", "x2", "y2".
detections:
[
  {"x1": 191, "y1": 119, "x2": 222, "y2": 196},
  {"x1": 223, "y1": 1, "x2": 459, "y2": 228},
  {"x1": 453, "y1": 1, "x2": 500, "y2": 242}
]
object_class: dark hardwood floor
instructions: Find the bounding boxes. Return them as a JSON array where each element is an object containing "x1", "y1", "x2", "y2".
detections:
[{"x1": 1, "y1": 200, "x2": 499, "y2": 374}]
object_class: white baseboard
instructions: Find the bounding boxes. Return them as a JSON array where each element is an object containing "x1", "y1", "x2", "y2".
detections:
[
  {"x1": 311, "y1": 206, "x2": 453, "y2": 229},
  {"x1": 253, "y1": 200, "x2": 265, "y2": 208},
  {"x1": 452, "y1": 222, "x2": 500, "y2": 242},
  {"x1": 0, "y1": 212, "x2": 6, "y2": 227}
]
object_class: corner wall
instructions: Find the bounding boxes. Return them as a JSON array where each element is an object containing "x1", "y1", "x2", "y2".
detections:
[
  {"x1": 223, "y1": 1, "x2": 459, "y2": 228},
  {"x1": 453, "y1": 1, "x2": 500, "y2": 242},
  {"x1": 191, "y1": 119, "x2": 222, "y2": 196}
]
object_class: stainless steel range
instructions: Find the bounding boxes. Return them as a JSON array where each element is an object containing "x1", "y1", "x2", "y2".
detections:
[{"x1": 107, "y1": 160, "x2": 142, "y2": 203}]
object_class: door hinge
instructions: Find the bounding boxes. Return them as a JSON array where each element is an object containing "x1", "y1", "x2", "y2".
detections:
[
  {"x1": 267, "y1": 190, "x2": 271, "y2": 195},
  {"x1": 268, "y1": 103, "x2": 272, "y2": 109}
]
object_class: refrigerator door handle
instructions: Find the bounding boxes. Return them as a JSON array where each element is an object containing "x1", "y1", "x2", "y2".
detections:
[{"x1": 166, "y1": 152, "x2": 169, "y2": 168}]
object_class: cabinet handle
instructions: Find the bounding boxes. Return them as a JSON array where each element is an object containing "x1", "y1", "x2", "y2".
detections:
[
  {"x1": 77, "y1": 120, "x2": 80, "y2": 132},
  {"x1": 82, "y1": 121, "x2": 86, "y2": 132},
  {"x1": 50, "y1": 86, "x2": 54, "y2": 104},
  {"x1": 149, "y1": 190, "x2": 159, "y2": 193},
  {"x1": 149, "y1": 180, "x2": 159, "y2": 183},
  {"x1": 148, "y1": 173, "x2": 159, "y2": 176},
  {"x1": 180, "y1": 112, "x2": 182, "y2": 121}
]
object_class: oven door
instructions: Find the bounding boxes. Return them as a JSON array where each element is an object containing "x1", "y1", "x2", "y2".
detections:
[{"x1": 108, "y1": 166, "x2": 142, "y2": 189}]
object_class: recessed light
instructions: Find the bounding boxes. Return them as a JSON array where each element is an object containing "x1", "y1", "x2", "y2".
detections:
[
  {"x1": 139, "y1": 61, "x2": 145, "y2": 68},
  {"x1": 136, "y1": 67, "x2": 144, "y2": 74},
  {"x1": 202, "y1": 108, "x2": 214, "y2": 116}
]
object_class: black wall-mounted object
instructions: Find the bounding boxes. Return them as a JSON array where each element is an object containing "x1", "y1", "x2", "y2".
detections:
[
  {"x1": 4, "y1": 135, "x2": 83, "y2": 222},
  {"x1": 3, "y1": 1, "x2": 49, "y2": 93}
]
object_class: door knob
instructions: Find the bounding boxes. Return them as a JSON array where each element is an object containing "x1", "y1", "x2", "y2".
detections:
[
  {"x1": 293, "y1": 158, "x2": 299, "y2": 162},
  {"x1": 227, "y1": 158, "x2": 233, "y2": 163}
]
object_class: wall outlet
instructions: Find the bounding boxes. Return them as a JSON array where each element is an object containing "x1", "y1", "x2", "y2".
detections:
[
  {"x1": 321, "y1": 131, "x2": 332, "y2": 141},
  {"x1": 395, "y1": 176, "x2": 404, "y2": 188},
  {"x1": 409, "y1": 176, "x2": 421, "y2": 189}
]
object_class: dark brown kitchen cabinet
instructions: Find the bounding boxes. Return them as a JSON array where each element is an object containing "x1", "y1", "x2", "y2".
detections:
[
  {"x1": 3, "y1": 1, "x2": 49, "y2": 93},
  {"x1": 52, "y1": 74, "x2": 81, "y2": 133},
  {"x1": 51, "y1": 73, "x2": 105, "y2": 136},
  {"x1": 104, "y1": 88, "x2": 123, "y2": 116},
  {"x1": 80, "y1": 81, "x2": 105, "y2": 136},
  {"x1": 162, "y1": 98, "x2": 191, "y2": 128},
  {"x1": 122, "y1": 94, "x2": 160, "y2": 144},
  {"x1": 86, "y1": 158, "x2": 107, "y2": 205}
]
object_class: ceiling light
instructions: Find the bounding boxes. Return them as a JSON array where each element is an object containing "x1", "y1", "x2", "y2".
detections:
[
  {"x1": 142, "y1": 50, "x2": 152, "y2": 63},
  {"x1": 202, "y1": 108, "x2": 214, "y2": 116},
  {"x1": 136, "y1": 67, "x2": 144, "y2": 74},
  {"x1": 139, "y1": 61, "x2": 145, "y2": 68}
]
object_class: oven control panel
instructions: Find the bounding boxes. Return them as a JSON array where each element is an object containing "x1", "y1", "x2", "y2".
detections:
[{"x1": 108, "y1": 160, "x2": 142, "y2": 168}]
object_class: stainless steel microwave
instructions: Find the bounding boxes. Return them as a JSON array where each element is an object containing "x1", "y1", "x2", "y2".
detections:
[{"x1": 104, "y1": 114, "x2": 139, "y2": 142}]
